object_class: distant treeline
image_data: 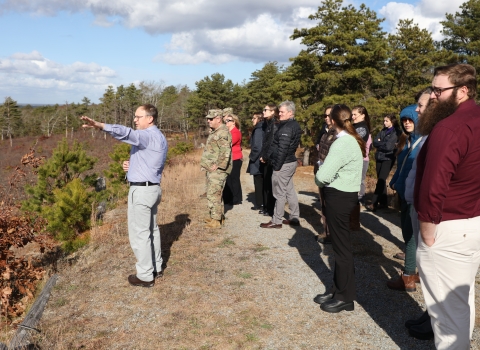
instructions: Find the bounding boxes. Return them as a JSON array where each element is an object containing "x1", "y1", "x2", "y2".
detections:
[{"x1": 1, "y1": 0, "x2": 479, "y2": 150}]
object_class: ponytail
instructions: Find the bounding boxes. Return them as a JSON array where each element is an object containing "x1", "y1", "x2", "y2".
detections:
[{"x1": 330, "y1": 104, "x2": 366, "y2": 158}]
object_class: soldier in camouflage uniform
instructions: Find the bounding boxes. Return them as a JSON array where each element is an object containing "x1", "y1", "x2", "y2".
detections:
[{"x1": 201, "y1": 109, "x2": 232, "y2": 228}]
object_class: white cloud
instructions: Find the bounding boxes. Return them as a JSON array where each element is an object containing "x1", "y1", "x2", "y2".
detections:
[
  {"x1": 0, "y1": 51, "x2": 116, "y2": 102},
  {"x1": 0, "y1": 51, "x2": 116, "y2": 84},
  {"x1": 155, "y1": 11, "x2": 317, "y2": 65},
  {"x1": 0, "y1": 0, "x2": 320, "y2": 64},
  {"x1": 379, "y1": 0, "x2": 464, "y2": 40},
  {"x1": 1, "y1": 0, "x2": 467, "y2": 66}
]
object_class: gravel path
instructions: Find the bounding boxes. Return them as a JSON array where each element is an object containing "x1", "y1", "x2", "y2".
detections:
[{"x1": 220, "y1": 160, "x2": 480, "y2": 350}]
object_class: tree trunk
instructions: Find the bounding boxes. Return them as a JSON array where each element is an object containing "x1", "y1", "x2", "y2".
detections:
[{"x1": 303, "y1": 148, "x2": 310, "y2": 166}]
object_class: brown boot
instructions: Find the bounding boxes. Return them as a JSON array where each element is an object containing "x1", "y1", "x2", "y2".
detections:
[
  {"x1": 204, "y1": 217, "x2": 213, "y2": 223},
  {"x1": 387, "y1": 274, "x2": 416, "y2": 292},
  {"x1": 349, "y1": 203, "x2": 360, "y2": 231},
  {"x1": 205, "y1": 219, "x2": 222, "y2": 229},
  {"x1": 414, "y1": 272, "x2": 420, "y2": 284}
]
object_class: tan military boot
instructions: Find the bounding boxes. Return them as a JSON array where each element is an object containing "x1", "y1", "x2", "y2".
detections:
[{"x1": 205, "y1": 219, "x2": 222, "y2": 229}]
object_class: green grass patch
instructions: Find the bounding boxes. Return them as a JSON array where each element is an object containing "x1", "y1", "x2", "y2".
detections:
[
  {"x1": 218, "y1": 238, "x2": 235, "y2": 247},
  {"x1": 237, "y1": 272, "x2": 252, "y2": 279},
  {"x1": 252, "y1": 244, "x2": 269, "y2": 252}
]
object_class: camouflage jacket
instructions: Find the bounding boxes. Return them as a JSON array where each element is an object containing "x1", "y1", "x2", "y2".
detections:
[{"x1": 200, "y1": 124, "x2": 233, "y2": 174}]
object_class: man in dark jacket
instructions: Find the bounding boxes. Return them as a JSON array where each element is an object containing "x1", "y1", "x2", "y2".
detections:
[{"x1": 261, "y1": 100, "x2": 301, "y2": 228}]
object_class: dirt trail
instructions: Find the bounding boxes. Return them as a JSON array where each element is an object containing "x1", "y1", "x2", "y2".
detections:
[{"x1": 34, "y1": 154, "x2": 479, "y2": 349}]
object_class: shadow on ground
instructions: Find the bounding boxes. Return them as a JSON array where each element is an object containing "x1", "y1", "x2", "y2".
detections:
[
  {"x1": 160, "y1": 213, "x2": 191, "y2": 270},
  {"x1": 291, "y1": 201, "x2": 434, "y2": 349}
]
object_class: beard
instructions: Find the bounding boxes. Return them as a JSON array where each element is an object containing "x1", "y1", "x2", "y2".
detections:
[{"x1": 418, "y1": 93, "x2": 458, "y2": 135}]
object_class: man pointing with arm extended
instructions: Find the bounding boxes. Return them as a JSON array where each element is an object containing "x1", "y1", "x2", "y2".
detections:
[{"x1": 81, "y1": 104, "x2": 168, "y2": 288}]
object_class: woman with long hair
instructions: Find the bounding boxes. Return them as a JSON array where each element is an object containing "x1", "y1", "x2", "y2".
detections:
[
  {"x1": 314, "y1": 104, "x2": 365, "y2": 313},
  {"x1": 246, "y1": 112, "x2": 265, "y2": 211},
  {"x1": 366, "y1": 114, "x2": 401, "y2": 212},
  {"x1": 259, "y1": 103, "x2": 279, "y2": 216},
  {"x1": 387, "y1": 105, "x2": 421, "y2": 292},
  {"x1": 351, "y1": 105, "x2": 372, "y2": 205},
  {"x1": 223, "y1": 114, "x2": 243, "y2": 205}
]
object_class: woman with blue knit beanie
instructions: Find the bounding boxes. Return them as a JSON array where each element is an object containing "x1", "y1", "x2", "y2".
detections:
[{"x1": 387, "y1": 104, "x2": 422, "y2": 292}]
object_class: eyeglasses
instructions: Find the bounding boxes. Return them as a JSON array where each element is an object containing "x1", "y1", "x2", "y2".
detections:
[
  {"x1": 430, "y1": 85, "x2": 462, "y2": 97},
  {"x1": 324, "y1": 114, "x2": 330, "y2": 118},
  {"x1": 225, "y1": 119, "x2": 233, "y2": 123},
  {"x1": 134, "y1": 115, "x2": 147, "y2": 119}
]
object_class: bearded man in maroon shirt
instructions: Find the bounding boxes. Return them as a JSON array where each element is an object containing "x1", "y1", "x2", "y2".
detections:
[{"x1": 414, "y1": 63, "x2": 480, "y2": 349}]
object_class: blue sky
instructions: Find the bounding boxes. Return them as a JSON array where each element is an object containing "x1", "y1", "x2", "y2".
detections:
[{"x1": 0, "y1": 0, "x2": 464, "y2": 104}]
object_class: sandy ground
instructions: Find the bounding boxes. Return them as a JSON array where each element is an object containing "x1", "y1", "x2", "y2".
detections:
[{"x1": 30, "y1": 155, "x2": 480, "y2": 350}]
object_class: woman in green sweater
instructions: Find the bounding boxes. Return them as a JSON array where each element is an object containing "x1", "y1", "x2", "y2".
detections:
[{"x1": 313, "y1": 104, "x2": 366, "y2": 313}]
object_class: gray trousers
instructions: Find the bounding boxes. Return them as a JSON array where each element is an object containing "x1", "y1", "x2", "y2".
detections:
[
  {"x1": 359, "y1": 160, "x2": 369, "y2": 198},
  {"x1": 272, "y1": 161, "x2": 300, "y2": 224},
  {"x1": 128, "y1": 185, "x2": 162, "y2": 282}
]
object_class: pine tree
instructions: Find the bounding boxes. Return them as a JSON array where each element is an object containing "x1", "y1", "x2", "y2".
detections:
[
  {"x1": 1, "y1": 97, "x2": 23, "y2": 146},
  {"x1": 286, "y1": 0, "x2": 389, "y2": 152},
  {"x1": 43, "y1": 178, "x2": 91, "y2": 243},
  {"x1": 23, "y1": 138, "x2": 97, "y2": 214},
  {"x1": 441, "y1": 0, "x2": 480, "y2": 72},
  {"x1": 245, "y1": 62, "x2": 284, "y2": 114}
]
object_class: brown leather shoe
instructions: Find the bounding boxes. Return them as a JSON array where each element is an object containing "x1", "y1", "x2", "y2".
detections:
[
  {"x1": 387, "y1": 274, "x2": 416, "y2": 292},
  {"x1": 282, "y1": 219, "x2": 300, "y2": 226},
  {"x1": 414, "y1": 273, "x2": 420, "y2": 283},
  {"x1": 128, "y1": 274, "x2": 154, "y2": 288},
  {"x1": 260, "y1": 221, "x2": 282, "y2": 229}
]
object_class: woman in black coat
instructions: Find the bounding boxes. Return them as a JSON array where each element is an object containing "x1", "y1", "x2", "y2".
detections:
[
  {"x1": 366, "y1": 114, "x2": 400, "y2": 211},
  {"x1": 247, "y1": 113, "x2": 265, "y2": 212}
]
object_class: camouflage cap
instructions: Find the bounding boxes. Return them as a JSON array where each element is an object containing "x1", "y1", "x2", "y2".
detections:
[
  {"x1": 206, "y1": 109, "x2": 223, "y2": 118},
  {"x1": 222, "y1": 107, "x2": 233, "y2": 116}
]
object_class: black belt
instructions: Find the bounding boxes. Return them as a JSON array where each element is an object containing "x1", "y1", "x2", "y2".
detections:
[{"x1": 129, "y1": 181, "x2": 159, "y2": 186}]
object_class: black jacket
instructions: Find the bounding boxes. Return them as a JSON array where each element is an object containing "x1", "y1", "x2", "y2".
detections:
[
  {"x1": 271, "y1": 118, "x2": 301, "y2": 171},
  {"x1": 353, "y1": 120, "x2": 370, "y2": 143},
  {"x1": 373, "y1": 127, "x2": 399, "y2": 162},
  {"x1": 261, "y1": 117, "x2": 278, "y2": 162},
  {"x1": 315, "y1": 123, "x2": 328, "y2": 146},
  {"x1": 246, "y1": 122, "x2": 264, "y2": 176}
]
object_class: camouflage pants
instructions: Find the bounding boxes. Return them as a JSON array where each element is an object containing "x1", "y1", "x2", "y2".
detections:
[{"x1": 207, "y1": 171, "x2": 228, "y2": 220}]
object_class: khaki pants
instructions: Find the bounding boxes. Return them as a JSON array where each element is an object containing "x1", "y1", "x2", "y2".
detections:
[
  {"x1": 207, "y1": 171, "x2": 228, "y2": 220},
  {"x1": 128, "y1": 185, "x2": 162, "y2": 282},
  {"x1": 417, "y1": 215, "x2": 480, "y2": 349}
]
